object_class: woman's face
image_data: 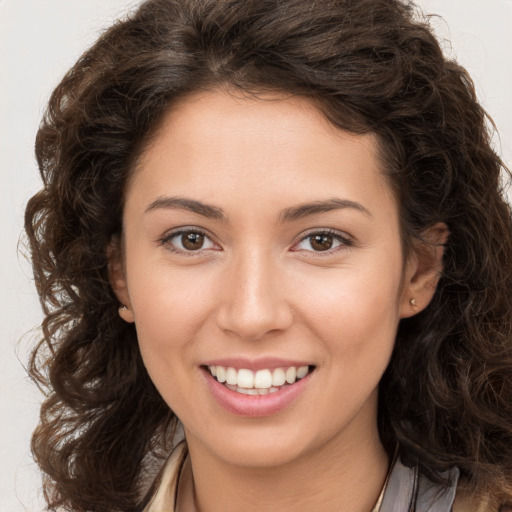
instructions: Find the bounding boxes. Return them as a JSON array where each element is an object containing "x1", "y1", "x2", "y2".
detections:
[{"x1": 115, "y1": 90, "x2": 429, "y2": 468}]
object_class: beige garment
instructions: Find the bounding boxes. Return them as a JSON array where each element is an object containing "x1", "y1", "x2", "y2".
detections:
[
  {"x1": 143, "y1": 442, "x2": 188, "y2": 512},
  {"x1": 142, "y1": 442, "x2": 385, "y2": 512},
  {"x1": 142, "y1": 442, "x2": 501, "y2": 512}
]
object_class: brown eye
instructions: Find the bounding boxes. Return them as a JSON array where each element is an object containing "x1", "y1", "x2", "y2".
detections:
[
  {"x1": 309, "y1": 234, "x2": 334, "y2": 251},
  {"x1": 181, "y1": 232, "x2": 205, "y2": 250},
  {"x1": 294, "y1": 230, "x2": 350, "y2": 253},
  {"x1": 165, "y1": 229, "x2": 216, "y2": 252}
]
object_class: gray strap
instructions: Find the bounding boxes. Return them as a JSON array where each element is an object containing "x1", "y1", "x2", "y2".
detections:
[{"x1": 380, "y1": 458, "x2": 459, "y2": 512}]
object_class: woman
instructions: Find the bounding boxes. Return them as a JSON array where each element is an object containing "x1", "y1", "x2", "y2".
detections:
[{"x1": 25, "y1": 0, "x2": 512, "y2": 510}]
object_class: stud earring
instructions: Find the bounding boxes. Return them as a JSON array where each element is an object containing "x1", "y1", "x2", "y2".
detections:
[
  {"x1": 118, "y1": 304, "x2": 134, "y2": 323},
  {"x1": 409, "y1": 298, "x2": 417, "y2": 306}
]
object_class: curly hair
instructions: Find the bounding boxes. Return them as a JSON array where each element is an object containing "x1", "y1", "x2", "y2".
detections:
[{"x1": 25, "y1": 0, "x2": 512, "y2": 510}]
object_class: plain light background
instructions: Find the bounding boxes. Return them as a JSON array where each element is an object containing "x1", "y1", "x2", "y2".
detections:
[{"x1": 1, "y1": 1, "x2": 511, "y2": 510}]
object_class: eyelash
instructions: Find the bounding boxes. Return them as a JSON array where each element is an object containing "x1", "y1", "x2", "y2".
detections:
[
  {"x1": 291, "y1": 228, "x2": 354, "y2": 255},
  {"x1": 159, "y1": 227, "x2": 353, "y2": 255},
  {"x1": 159, "y1": 227, "x2": 218, "y2": 255}
]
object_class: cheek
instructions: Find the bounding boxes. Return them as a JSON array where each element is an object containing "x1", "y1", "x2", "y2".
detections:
[
  {"x1": 127, "y1": 263, "x2": 218, "y2": 366},
  {"x1": 296, "y1": 261, "x2": 402, "y2": 323},
  {"x1": 126, "y1": 268, "x2": 219, "y2": 416},
  {"x1": 291, "y1": 258, "x2": 403, "y2": 364}
]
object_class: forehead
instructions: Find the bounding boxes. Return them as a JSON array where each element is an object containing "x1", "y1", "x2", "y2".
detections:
[
  {"x1": 148, "y1": 89, "x2": 376, "y2": 158},
  {"x1": 130, "y1": 89, "x2": 396, "y2": 215}
]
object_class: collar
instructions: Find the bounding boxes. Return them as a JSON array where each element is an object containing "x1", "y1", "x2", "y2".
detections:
[
  {"x1": 142, "y1": 443, "x2": 459, "y2": 512},
  {"x1": 379, "y1": 457, "x2": 459, "y2": 512}
]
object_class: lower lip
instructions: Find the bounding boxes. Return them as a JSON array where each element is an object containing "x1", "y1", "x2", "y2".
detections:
[{"x1": 203, "y1": 368, "x2": 313, "y2": 417}]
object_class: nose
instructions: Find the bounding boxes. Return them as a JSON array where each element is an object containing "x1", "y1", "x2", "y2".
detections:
[{"x1": 215, "y1": 248, "x2": 294, "y2": 341}]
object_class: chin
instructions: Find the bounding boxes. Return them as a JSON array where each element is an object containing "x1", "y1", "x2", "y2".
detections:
[
  {"x1": 185, "y1": 419, "x2": 339, "y2": 470},
  {"x1": 213, "y1": 439, "x2": 307, "y2": 469}
]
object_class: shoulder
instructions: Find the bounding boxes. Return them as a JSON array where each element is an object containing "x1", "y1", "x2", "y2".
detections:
[
  {"x1": 452, "y1": 485, "x2": 511, "y2": 512},
  {"x1": 380, "y1": 456, "x2": 510, "y2": 512},
  {"x1": 141, "y1": 441, "x2": 188, "y2": 512}
]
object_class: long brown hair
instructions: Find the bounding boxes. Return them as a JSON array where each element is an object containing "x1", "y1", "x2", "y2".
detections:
[{"x1": 25, "y1": 0, "x2": 512, "y2": 510}]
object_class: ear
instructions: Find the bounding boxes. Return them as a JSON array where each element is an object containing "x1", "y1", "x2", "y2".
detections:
[
  {"x1": 107, "y1": 235, "x2": 135, "y2": 323},
  {"x1": 399, "y1": 222, "x2": 449, "y2": 318}
]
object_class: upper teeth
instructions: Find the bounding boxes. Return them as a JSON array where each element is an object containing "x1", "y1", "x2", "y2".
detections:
[{"x1": 208, "y1": 365, "x2": 310, "y2": 389}]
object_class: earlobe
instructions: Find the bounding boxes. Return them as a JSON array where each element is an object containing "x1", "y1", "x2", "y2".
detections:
[
  {"x1": 118, "y1": 304, "x2": 134, "y2": 323},
  {"x1": 107, "y1": 235, "x2": 135, "y2": 323},
  {"x1": 400, "y1": 222, "x2": 449, "y2": 319}
]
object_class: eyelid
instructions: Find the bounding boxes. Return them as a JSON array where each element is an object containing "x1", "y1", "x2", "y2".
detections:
[
  {"x1": 159, "y1": 226, "x2": 221, "y2": 254},
  {"x1": 157, "y1": 226, "x2": 353, "y2": 255},
  {"x1": 290, "y1": 228, "x2": 354, "y2": 253}
]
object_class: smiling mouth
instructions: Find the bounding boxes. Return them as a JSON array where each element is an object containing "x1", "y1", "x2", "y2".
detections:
[{"x1": 205, "y1": 364, "x2": 315, "y2": 395}]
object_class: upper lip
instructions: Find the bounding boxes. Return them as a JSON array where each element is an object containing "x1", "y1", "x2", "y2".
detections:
[{"x1": 201, "y1": 357, "x2": 314, "y2": 371}]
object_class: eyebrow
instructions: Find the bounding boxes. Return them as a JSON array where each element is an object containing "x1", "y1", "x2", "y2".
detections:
[
  {"x1": 145, "y1": 196, "x2": 225, "y2": 220},
  {"x1": 144, "y1": 196, "x2": 372, "y2": 222},
  {"x1": 279, "y1": 198, "x2": 373, "y2": 222}
]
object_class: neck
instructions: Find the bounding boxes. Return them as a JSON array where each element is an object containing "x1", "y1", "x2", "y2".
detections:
[{"x1": 177, "y1": 417, "x2": 389, "y2": 512}]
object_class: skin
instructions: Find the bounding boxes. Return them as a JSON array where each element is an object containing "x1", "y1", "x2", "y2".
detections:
[{"x1": 110, "y1": 89, "x2": 446, "y2": 511}]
